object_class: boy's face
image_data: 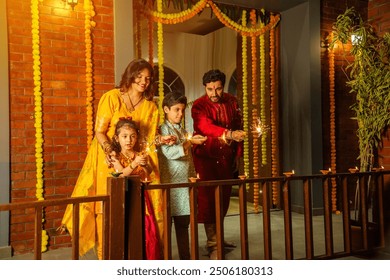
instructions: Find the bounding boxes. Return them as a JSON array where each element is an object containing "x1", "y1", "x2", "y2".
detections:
[
  {"x1": 164, "y1": 103, "x2": 186, "y2": 125},
  {"x1": 116, "y1": 126, "x2": 138, "y2": 152}
]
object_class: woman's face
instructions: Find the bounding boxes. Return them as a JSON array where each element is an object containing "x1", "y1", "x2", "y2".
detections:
[
  {"x1": 117, "y1": 126, "x2": 138, "y2": 153},
  {"x1": 132, "y1": 68, "x2": 152, "y2": 93}
]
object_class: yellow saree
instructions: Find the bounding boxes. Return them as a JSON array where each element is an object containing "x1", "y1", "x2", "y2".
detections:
[{"x1": 61, "y1": 88, "x2": 163, "y2": 258}]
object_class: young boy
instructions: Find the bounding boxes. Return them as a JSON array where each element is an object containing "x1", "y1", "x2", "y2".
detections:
[{"x1": 158, "y1": 91, "x2": 206, "y2": 260}]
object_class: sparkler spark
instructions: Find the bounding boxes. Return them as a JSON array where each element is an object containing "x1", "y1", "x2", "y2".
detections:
[{"x1": 251, "y1": 118, "x2": 269, "y2": 138}]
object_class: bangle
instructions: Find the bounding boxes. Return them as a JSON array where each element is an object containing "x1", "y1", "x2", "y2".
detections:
[
  {"x1": 154, "y1": 135, "x2": 161, "y2": 146},
  {"x1": 102, "y1": 141, "x2": 111, "y2": 154}
]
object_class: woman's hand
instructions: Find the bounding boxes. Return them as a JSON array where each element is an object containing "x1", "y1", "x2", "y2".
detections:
[
  {"x1": 105, "y1": 151, "x2": 117, "y2": 168},
  {"x1": 109, "y1": 155, "x2": 122, "y2": 172}
]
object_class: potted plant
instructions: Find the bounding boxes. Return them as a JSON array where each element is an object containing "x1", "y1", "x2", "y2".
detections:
[
  {"x1": 330, "y1": 7, "x2": 390, "y2": 250},
  {"x1": 331, "y1": 7, "x2": 390, "y2": 172}
]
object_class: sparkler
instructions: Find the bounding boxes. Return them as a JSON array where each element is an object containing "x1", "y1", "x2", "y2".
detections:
[{"x1": 251, "y1": 118, "x2": 269, "y2": 138}]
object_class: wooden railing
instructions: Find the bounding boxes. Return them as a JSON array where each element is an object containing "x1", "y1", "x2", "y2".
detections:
[
  {"x1": 1, "y1": 170, "x2": 388, "y2": 260},
  {"x1": 125, "y1": 170, "x2": 389, "y2": 260}
]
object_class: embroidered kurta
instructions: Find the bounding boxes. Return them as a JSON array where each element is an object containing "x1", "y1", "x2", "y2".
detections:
[
  {"x1": 61, "y1": 88, "x2": 163, "y2": 257},
  {"x1": 191, "y1": 93, "x2": 243, "y2": 223},
  {"x1": 158, "y1": 121, "x2": 196, "y2": 216}
]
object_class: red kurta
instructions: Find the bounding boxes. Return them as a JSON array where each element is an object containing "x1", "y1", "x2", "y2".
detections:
[{"x1": 191, "y1": 93, "x2": 243, "y2": 223}]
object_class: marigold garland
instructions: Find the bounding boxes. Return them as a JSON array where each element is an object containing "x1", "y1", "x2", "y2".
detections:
[
  {"x1": 84, "y1": 0, "x2": 96, "y2": 148},
  {"x1": 259, "y1": 20, "x2": 267, "y2": 166},
  {"x1": 209, "y1": 1, "x2": 280, "y2": 37},
  {"x1": 134, "y1": 3, "x2": 142, "y2": 58},
  {"x1": 269, "y1": 24, "x2": 279, "y2": 206},
  {"x1": 157, "y1": 0, "x2": 164, "y2": 123},
  {"x1": 328, "y1": 33, "x2": 337, "y2": 212},
  {"x1": 148, "y1": 10, "x2": 154, "y2": 65},
  {"x1": 148, "y1": 0, "x2": 208, "y2": 24},
  {"x1": 241, "y1": 10, "x2": 249, "y2": 180},
  {"x1": 250, "y1": 10, "x2": 260, "y2": 213},
  {"x1": 31, "y1": 0, "x2": 47, "y2": 253}
]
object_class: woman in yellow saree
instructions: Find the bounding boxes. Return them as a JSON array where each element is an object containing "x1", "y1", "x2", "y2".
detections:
[{"x1": 61, "y1": 59, "x2": 167, "y2": 259}]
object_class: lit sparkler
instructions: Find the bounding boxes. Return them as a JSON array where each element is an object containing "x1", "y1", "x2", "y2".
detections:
[{"x1": 251, "y1": 118, "x2": 269, "y2": 138}]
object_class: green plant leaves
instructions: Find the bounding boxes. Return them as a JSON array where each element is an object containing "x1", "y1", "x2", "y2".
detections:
[{"x1": 332, "y1": 7, "x2": 390, "y2": 171}]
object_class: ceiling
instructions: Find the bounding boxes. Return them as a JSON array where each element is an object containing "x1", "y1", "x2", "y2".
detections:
[{"x1": 162, "y1": 0, "x2": 308, "y2": 35}]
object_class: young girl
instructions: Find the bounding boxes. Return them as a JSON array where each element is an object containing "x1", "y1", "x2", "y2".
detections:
[
  {"x1": 109, "y1": 117, "x2": 160, "y2": 260},
  {"x1": 110, "y1": 117, "x2": 152, "y2": 178}
]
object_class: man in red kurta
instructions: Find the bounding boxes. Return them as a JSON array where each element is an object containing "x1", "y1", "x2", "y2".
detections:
[{"x1": 191, "y1": 69, "x2": 246, "y2": 259}]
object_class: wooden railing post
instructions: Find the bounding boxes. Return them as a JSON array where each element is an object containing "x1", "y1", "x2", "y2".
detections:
[
  {"x1": 303, "y1": 179, "x2": 314, "y2": 259},
  {"x1": 107, "y1": 177, "x2": 126, "y2": 259},
  {"x1": 126, "y1": 176, "x2": 145, "y2": 260},
  {"x1": 322, "y1": 175, "x2": 334, "y2": 256},
  {"x1": 215, "y1": 184, "x2": 225, "y2": 260},
  {"x1": 239, "y1": 179, "x2": 249, "y2": 260},
  {"x1": 189, "y1": 183, "x2": 199, "y2": 260},
  {"x1": 262, "y1": 181, "x2": 272, "y2": 260},
  {"x1": 282, "y1": 178, "x2": 293, "y2": 259},
  {"x1": 163, "y1": 188, "x2": 172, "y2": 260}
]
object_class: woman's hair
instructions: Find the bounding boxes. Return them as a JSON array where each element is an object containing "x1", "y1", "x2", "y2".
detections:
[
  {"x1": 162, "y1": 91, "x2": 187, "y2": 109},
  {"x1": 111, "y1": 117, "x2": 139, "y2": 154},
  {"x1": 117, "y1": 58, "x2": 155, "y2": 101},
  {"x1": 202, "y1": 69, "x2": 226, "y2": 87}
]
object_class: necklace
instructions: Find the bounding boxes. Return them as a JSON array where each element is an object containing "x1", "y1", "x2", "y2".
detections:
[
  {"x1": 127, "y1": 92, "x2": 144, "y2": 112},
  {"x1": 121, "y1": 152, "x2": 135, "y2": 166}
]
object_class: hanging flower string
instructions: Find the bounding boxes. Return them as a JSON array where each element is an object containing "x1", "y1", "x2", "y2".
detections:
[
  {"x1": 249, "y1": 10, "x2": 260, "y2": 213},
  {"x1": 259, "y1": 17, "x2": 267, "y2": 166},
  {"x1": 269, "y1": 23, "x2": 279, "y2": 206},
  {"x1": 241, "y1": 10, "x2": 249, "y2": 179},
  {"x1": 134, "y1": 1, "x2": 142, "y2": 58},
  {"x1": 209, "y1": 1, "x2": 280, "y2": 37},
  {"x1": 31, "y1": 0, "x2": 48, "y2": 253},
  {"x1": 157, "y1": 0, "x2": 164, "y2": 123},
  {"x1": 328, "y1": 32, "x2": 337, "y2": 212},
  {"x1": 148, "y1": 6, "x2": 154, "y2": 65},
  {"x1": 84, "y1": 0, "x2": 96, "y2": 148},
  {"x1": 148, "y1": 0, "x2": 208, "y2": 24}
]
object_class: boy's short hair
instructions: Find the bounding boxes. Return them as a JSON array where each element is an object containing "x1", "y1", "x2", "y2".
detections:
[{"x1": 162, "y1": 91, "x2": 187, "y2": 109}]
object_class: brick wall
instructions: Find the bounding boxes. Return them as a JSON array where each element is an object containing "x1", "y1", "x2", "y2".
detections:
[
  {"x1": 7, "y1": 0, "x2": 114, "y2": 254},
  {"x1": 320, "y1": 0, "x2": 368, "y2": 173}
]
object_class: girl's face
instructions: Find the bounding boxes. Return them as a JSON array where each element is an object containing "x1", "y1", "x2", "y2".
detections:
[
  {"x1": 164, "y1": 103, "x2": 186, "y2": 125},
  {"x1": 117, "y1": 126, "x2": 138, "y2": 152},
  {"x1": 131, "y1": 68, "x2": 152, "y2": 93}
]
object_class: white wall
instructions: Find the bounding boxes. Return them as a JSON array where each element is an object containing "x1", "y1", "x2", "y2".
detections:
[{"x1": 142, "y1": 26, "x2": 237, "y2": 130}]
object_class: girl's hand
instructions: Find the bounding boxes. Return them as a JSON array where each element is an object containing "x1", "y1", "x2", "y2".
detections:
[
  {"x1": 161, "y1": 135, "x2": 177, "y2": 146},
  {"x1": 134, "y1": 153, "x2": 148, "y2": 167}
]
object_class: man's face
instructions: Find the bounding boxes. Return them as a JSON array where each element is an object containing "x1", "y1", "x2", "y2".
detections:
[{"x1": 205, "y1": 81, "x2": 224, "y2": 103}]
